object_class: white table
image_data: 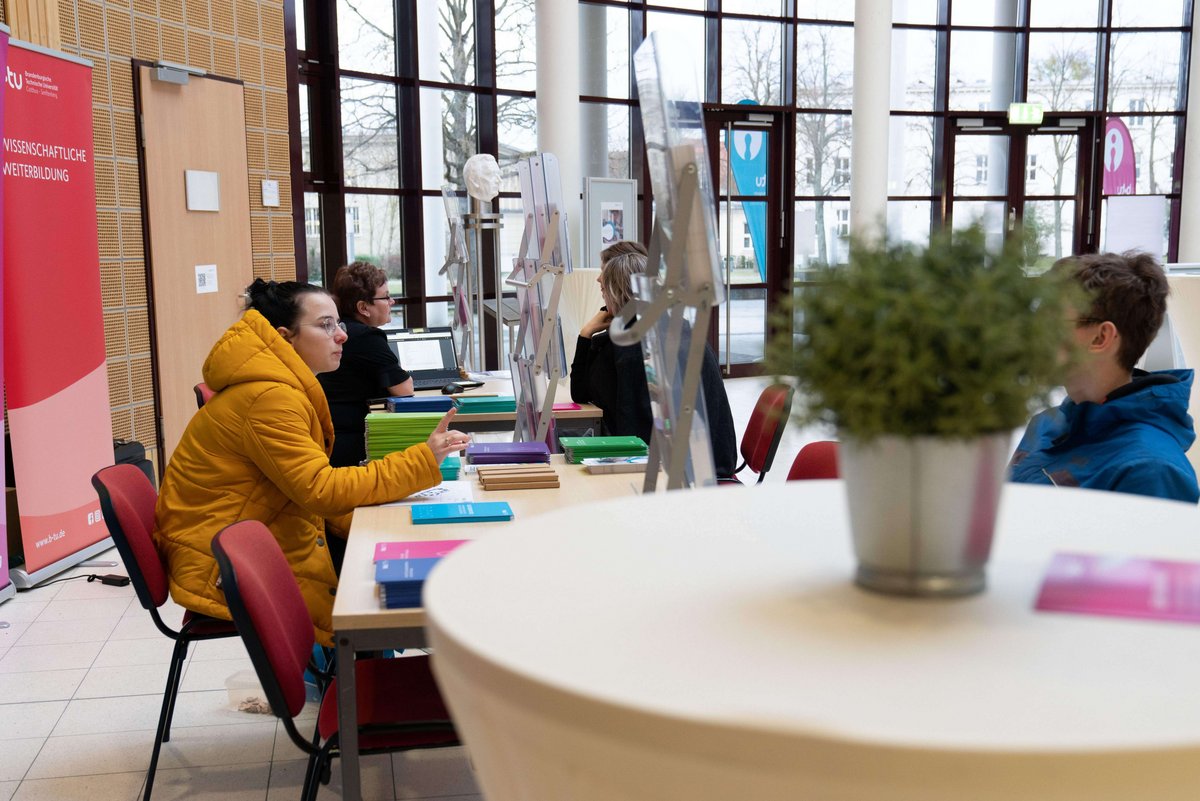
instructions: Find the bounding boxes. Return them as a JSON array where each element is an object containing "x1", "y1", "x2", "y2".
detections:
[
  {"x1": 332, "y1": 457, "x2": 643, "y2": 800},
  {"x1": 425, "y1": 481, "x2": 1200, "y2": 801}
]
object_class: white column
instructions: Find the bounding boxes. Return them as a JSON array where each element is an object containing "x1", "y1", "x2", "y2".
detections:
[
  {"x1": 536, "y1": 0, "x2": 583, "y2": 261},
  {"x1": 1178, "y1": 21, "x2": 1200, "y2": 262},
  {"x1": 850, "y1": 0, "x2": 892, "y2": 243}
]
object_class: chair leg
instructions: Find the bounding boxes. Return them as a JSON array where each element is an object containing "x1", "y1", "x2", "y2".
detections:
[
  {"x1": 143, "y1": 639, "x2": 188, "y2": 801},
  {"x1": 161, "y1": 639, "x2": 190, "y2": 742},
  {"x1": 300, "y1": 750, "x2": 324, "y2": 801}
]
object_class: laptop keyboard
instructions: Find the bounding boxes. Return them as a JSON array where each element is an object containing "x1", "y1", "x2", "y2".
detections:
[{"x1": 412, "y1": 377, "x2": 453, "y2": 391}]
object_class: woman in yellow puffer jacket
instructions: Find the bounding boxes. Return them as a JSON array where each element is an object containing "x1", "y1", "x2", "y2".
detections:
[{"x1": 154, "y1": 279, "x2": 470, "y2": 645}]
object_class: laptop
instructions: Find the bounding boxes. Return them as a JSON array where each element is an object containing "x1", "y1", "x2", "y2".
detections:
[{"x1": 384, "y1": 327, "x2": 465, "y2": 391}]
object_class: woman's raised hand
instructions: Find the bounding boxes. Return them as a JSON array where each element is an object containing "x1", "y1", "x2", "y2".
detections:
[{"x1": 426, "y1": 408, "x2": 471, "y2": 463}]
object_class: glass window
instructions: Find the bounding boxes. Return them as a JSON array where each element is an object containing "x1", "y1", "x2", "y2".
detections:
[
  {"x1": 337, "y1": 0, "x2": 396, "y2": 75},
  {"x1": 304, "y1": 192, "x2": 323, "y2": 284},
  {"x1": 796, "y1": 114, "x2": 852, "y2": 196},
  {"x1": 794, "y1": 199, "x2": 850, "y2": 269},
  {"x1": 646, "y1": 12, "x2": 707, "y2": 100},
  {"x1": 722, "y1": 19, "x2": 785, "y2": 104},
  {"x1": 420, "y1": 87, "x2": 478, "y2": 189},
  {"x1": 1027, "y1": 32, "x2": 1098, "y2": 112},
  {"x1": 654, "y1": 0, "x2": 705, "y2": 9},
  {"x1": 1112, "y1": 115, "x2": 1180, "y2": 195},
  {"x1": 891, "y1": 28, "x2": 939, "y2": 111},
  {"x1": 341, "y1": 77, "x2": 399, "y2": 189},
  {"x1": 580, "y1": 3, "x2": 629, "y2": 98},
  {"x1": 580, "y1": 102, "x2": 632, "y2": 179},
  {"x1": 893, "y1": 0, "x2": 938, "y2": 24},
  {"x1": 888, "y1": 116, "x2": 937, "y2": 196},
  {"x1": 422, "y1": 196, "x2": 453, "y2": 297},
  {"x1": 498, "y1": 95, "x2": 539, "y2": 174},
  {"x1": 345, "y1": 194, "x2": 403, "y2": 293},
  {"x1": 1025, "y1": 134, "x2": 1078, "y2": 197},
  {"x1": 795, "y1": 24, "x2": 854, "y2": 110},
  {"x1": 496, "y1": 0, "x2": 537, "y2": 90},
  {"x1": 950, "y1": 3, "x2": 1018, "y2": 27},
  {"x1": 795, "y1": 0, "x2": 853, "y2": 21},
  {"x1": 887, "y1": 200, "x2": 933, "y2": 247},
  {"x1": 953, "y1": 135, "x2": 1009, "y2": 197},
  {"x1": 1024, "y1": 199, "x2": 1076, "y2": 262},
  {"x1": 417, "y1": 0, "x2": 476, "y2": 84},
  {"x1": 723, "y1": 0, "x2": 784, "y2": 16},
  {"x1": 1029, "y1": 0, "x2": 1101, "y2": 28},
  {"x1": 1108, "y1": 33, "x2": 1185, "y2": 114},
  {"x1": 1112, "y1": 0, "x2": 1189, "y2": 27},
  {"x1": 949, "y1": 31, "x2": 1018, "y2": 111},
  {"x1": 296, "y1": 0, "x2": 307, "y2": 50},
  {"x1": 299, "y1": 83, "x2": 311, "y2": 172}
]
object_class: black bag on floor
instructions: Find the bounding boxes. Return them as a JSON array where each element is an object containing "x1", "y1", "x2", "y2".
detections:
[{"x1": 114, "y1": 438, "x2": 156, "y2": 489}]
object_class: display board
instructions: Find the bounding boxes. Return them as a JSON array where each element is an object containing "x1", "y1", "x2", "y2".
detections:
[{"x1": 4, "y1": 40, "x2": 115, "y2": 584}]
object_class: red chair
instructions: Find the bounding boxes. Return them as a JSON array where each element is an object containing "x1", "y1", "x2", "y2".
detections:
[
  {"x1": 787, "y1": 440, "x2": 840, "y2": 481},
  {"x1": 732, "y1": 383, "x2": 795, "y2": 484},
  {"x1": 91, "y1": 464, "x2": 239, "y2": 801},
  {"x1": 211, "y1": 521, "x2": 458, "y2": 801},
  {"x1": 193, "y1": 382, "x2": 215, "y2": 409}
]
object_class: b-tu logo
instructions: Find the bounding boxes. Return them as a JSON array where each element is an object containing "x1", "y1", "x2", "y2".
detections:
[{"x1": 5, "y1": 67, "x2": 22, "y2": 91}]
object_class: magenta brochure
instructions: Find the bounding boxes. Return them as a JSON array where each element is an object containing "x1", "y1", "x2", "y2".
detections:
[{"x1": 1035, "y1": 552, "x2": 1200, "y2": 624}]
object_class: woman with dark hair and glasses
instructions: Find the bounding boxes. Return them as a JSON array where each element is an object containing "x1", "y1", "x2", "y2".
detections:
[
  {"x1": 319, "y1": 261, "x2": 414, "y2": 468},
  {"x1": 155, "y1": 278, "x2": 469, "y2": 645}
]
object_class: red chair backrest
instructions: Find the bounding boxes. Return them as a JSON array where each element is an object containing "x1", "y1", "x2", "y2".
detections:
[
  {"x1": 787, "y1": 441, "x2": 840, "y2": 481},
  {"x1": 92, "y1": 464, "x2": 170, "y2": 610},
  {"x1": 212, "y1": 521, "x2": 314, "y2": 720},
  {"x1": 740, "y1": 383, "x2": 794, "y2": 475},
  {"x1": 194, "y1": 382, "x2": 215, "y2": 409}
]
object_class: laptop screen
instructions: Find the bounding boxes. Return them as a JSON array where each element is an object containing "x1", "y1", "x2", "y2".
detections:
[{"x1": 385, "y1": 327, "x2": 458, "y2": 375}]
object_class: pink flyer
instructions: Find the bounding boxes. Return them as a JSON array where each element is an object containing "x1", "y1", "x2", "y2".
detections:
[{"x1": 1035, "y1": 552, "x2": 1200, "y2": 624}]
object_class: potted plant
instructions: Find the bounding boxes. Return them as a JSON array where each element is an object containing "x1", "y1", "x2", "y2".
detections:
[{"x1": 769, "y1": 224, "x2": 1077, "y2": 597}]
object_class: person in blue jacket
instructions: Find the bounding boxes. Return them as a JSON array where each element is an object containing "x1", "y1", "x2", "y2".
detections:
[{"x1": 1010, "y1": 251, "x2": 1199, "y2": 503}]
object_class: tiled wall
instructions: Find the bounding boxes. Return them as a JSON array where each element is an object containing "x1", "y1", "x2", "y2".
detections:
[{"x1": 52, "y1": 0, "x2": 295, "y2": 469}]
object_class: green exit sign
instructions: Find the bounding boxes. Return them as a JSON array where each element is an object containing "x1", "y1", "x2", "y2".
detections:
[{"x1": 1008, "y1": 102, "x2": 1045, "y2": 125}]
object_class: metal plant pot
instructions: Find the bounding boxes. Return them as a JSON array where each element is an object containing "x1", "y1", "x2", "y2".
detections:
[{"x1": 840, "y1": 433, "x2": 1011, "y2": 597}]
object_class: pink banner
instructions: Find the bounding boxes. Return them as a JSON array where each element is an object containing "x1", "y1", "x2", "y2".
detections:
[
  {"x1": 3, "y1": 42, "x2": 113, "y2": 576},
  {"x1": 1103, "y1": 118, "x2": 1137, "y2": 196},
  {"x1": 0, "y1": 28, "x2": 8, "y2": 594}
]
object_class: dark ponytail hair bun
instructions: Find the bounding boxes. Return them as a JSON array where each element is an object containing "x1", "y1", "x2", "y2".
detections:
[{"x1": 243, "y1": 278, "x2": 329, "y2": 330}]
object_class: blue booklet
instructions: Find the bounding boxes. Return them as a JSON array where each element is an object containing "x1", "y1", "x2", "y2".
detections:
[
  {"x1": 410, "y1": 501, "x2": 514, "y2": 525},
  {"x1": 375, "y1": 557, "x2": 440, "y2": 586}
]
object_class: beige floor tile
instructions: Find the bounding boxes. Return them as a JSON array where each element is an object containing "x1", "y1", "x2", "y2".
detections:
[
  {"x1": 91, "y1": 637, "x2": 177, "y2": 668},
  {"x1": 9, "y1": 771, "x2": 145, "y2": 801},
  {"x1": 0, "y1": 642, "x2": 103, "y2": 673},
  {"x1": 106, "y1": 616, "x2": 165, "y2": 641},
  {"x1": 0, "y1": 780, "x2": 16, "y2": 801},
  {"x1": 24, "y1": 730, "x2": 151, "y2": 780},
  {"x1": 180, "y1": 657, "x2": 256, "y2": 693},
  {"x1": 0, "y1": 670, "x2": 87, "y2": 702},
  {"x1": 392, "y1": 747, "x2": 478, "y2": 799},
  {"x1": 53, "y1": 694, "x2": 164, "y2": 737},
  {"x1": 157, "y1": 723, "x2": 278, "y2": 770},
  {"x1": 14, "y1": 619, "x2": 118, "y2": 648},
  {"x1": 0, "y1": 602, "x2": 47, "y2": 624},
  {"x1": 36, "y1": 598, "x2": 133, "y2": 623},
  {"x1": 188, "y1": 638, "x2": 250, "y2": 662},
  {"x1": 267, "y1": 755, "x2": 395, "y2": 801},
  {"x1": 150, "y1": 762, "x2": 270, "y2": 801},
  {"x1": 0, "y1": 702, "x2": 66, "y2": 741},
  {"x1": 170, "y1": 689, "x2": 276, "y2": 729},
  {"x1": 74, "y1": 663, "x2": 171, "y2": 699},
  {"x1": 0, "y1": 622, "x2": 31, "y2": 648},
  {"x1": 0, "y1": 739, "x2": 44, "y2": 782},
  {"x1": 51, "y1": 576, "x2": 136, "y2": 602}
]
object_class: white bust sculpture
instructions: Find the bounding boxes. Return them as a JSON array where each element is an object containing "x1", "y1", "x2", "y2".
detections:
[{"x1": 464, "y1": 154, "x2": 501, "y2": 202}]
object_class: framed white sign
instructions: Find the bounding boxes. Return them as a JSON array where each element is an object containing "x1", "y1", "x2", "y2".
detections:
[{"x1": 583, "y1": 177, "x2": 638, "y2": 268}]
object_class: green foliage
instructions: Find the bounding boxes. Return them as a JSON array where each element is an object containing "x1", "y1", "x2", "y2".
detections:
[{"x1": 768, "y1": 224, "x2": 1082, "y2": 441}]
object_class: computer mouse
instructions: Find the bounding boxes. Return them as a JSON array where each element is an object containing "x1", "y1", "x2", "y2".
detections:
[{"x1": 441, "y1": 381, "x2": 467, "y2": 395}]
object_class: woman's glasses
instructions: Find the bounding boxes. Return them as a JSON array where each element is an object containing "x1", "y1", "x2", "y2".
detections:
[{"x1": 300, "y1": 319, "x2": 348, "y2": 337}]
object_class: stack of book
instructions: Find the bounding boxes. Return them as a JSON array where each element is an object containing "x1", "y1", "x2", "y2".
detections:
[
  {"x1": 465, "y1": 441, "x2": 551, "y2": 465},
  {"x1": 559, "y1": 436, "x2": 649, "y2": 464},
  {"x1": 477, "y1": 463, "x2": 559, "y2": 490},
  {"x1": 385, "y1": 396, "x2": 454, "y2": 413},
  {"x1": 454, "y1": 395, "x2": 517, "y2": 414},
  {"x1": 374, "y1": 538, "x2": 468, "y2": 609},
  {"x1": 364, "y1": 412, "x2": 444, "y2": 461},
  {"x1": 410, "y1": 501, "x2": 514, "y2": 525}
]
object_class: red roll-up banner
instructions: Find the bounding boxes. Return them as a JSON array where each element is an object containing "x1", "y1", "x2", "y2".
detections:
[
  {"x1": 3, "y1": 41, "x2": 113, "y2": 578},
  {"x1": 0, "y1": 27, "x2": 10, "y2": 597}
]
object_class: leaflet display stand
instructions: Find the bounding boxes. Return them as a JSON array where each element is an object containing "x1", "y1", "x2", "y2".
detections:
[
  {"x1": 440, "y1": 187, "x2": 474, "y2": 372},
  {"x1": 610, "y1": 32, "x2": 725, "y2": 491},
  {"x1": 507, "y1": 154, "x2": 572, "y2": 445}
]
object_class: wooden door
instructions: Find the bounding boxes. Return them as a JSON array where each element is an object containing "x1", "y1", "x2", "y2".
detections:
[{"x1": 136, "y1": 65, "x2": 252, "y2": 460}]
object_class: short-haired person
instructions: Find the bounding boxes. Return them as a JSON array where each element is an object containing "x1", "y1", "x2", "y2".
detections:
[
  {"x1": 1009, "y1": 252, "x2": 1199, "y2": 502},
  {"x1": 155, "y1": 279, "x2": 470, "y2": 644},
  {"x1": 570, "y1": 241, "x2": 739, "y2": 479},
  {"x1": 319, "y1": 261, "x2": 413, "y2": 469}
]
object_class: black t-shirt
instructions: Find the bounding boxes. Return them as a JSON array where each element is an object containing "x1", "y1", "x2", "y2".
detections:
[{"x1": 318, "y1": 320, "x2": 410, "y2": 466}]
